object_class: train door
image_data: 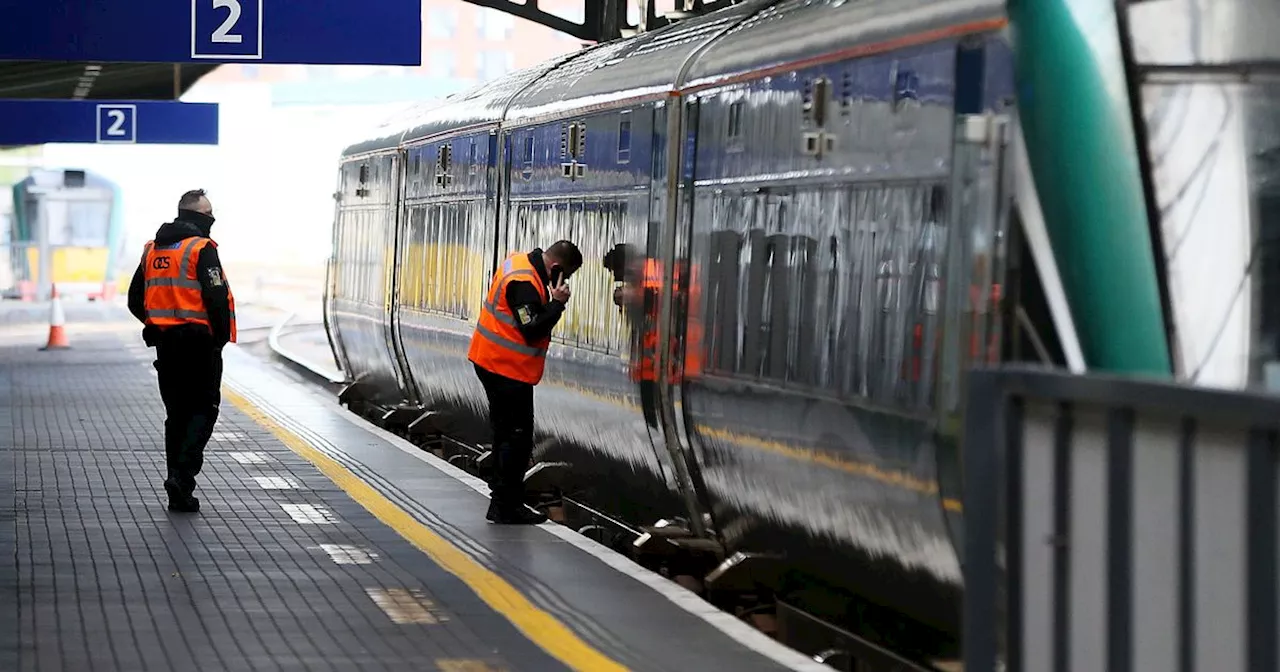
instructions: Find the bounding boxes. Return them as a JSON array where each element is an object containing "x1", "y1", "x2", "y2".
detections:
[
  {"x1": 650, "y1": 95, "x2": 715, "y2": 538},
  {"x1": 486, "y1": 130, "x2": 505, "y2": 287},
  {"x1": 323, "y1": 167, "x2": 348, "y2": 376},
  {"x1": 937, "y1": 42, "x2": 1015, "y2": 418},
  {"x1": 382, "y1": 151, "x2": 420, "y2": 405},
  {"x1": 934, "y1": 38, "x2": 1017, "y2": 557}
]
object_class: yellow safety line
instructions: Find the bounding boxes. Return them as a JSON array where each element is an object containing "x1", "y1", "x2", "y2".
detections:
[{"x1": 224, "y1": 387, "x2": 630, "y2": 672}]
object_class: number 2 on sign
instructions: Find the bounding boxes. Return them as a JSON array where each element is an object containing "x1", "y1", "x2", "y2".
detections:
[
  {"x1": 212, "y1": 0, "x2": 243, "y2": 44},
  {"x1": 105, "y1": 110, "x2": 127, "y2": 136}
]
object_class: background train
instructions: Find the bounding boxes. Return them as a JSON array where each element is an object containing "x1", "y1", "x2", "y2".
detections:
[
  {"x1": 1, "y1": 168, "x2": 125, "y2": 301},
  {"x1": 325, "y1": 0, "x2": 1074, "y2": 668}
]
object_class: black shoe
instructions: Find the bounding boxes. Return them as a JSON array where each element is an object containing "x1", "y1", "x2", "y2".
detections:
[
  {"x1": 486, "y1": 500, "x2": 547, "y2": 525},
  {"x1": 165, "y1": 479, "x2": 200, "y2": 513},
  {"x1": 164, "y1": 478, "x2": 181, "y2": 500},
  {"x1": 167, "y1": 495, "x2": 200, "y2": 513}
]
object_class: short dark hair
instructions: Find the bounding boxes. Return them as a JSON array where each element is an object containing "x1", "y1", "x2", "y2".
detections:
[
  {"x1": 546, "y1": 240, "x2": 583, "y2": 270},
  {"x1": 178, "y1": 189, "x2": 207, "y2": 210}
]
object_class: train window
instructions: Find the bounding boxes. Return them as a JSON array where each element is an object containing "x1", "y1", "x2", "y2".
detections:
[
  {"x1": 468, "y1": 139, "x2": 478, "y2": 175},
  {"x1": 405, "y1": 199, "x2": 486, "y2": 320},
  {"x1": 804, "y1": 77, "x2": 830, "y2": 128},
  {"x1": 566, "y1": 123, "x2": 582, "y2": 160},
  {"x1": 350, "y1": 215, "x2": 361, "y2": 302},
  {"x1": 697, "y1": 183, "x2": 947, "y2": 410},
  {"x1": 66, "y1": 201, "x2": 110, "y2": 247},
  {"x1": 506, "y1": 198, "x2": 625, "y2": 354},
  {"x1": 406, "y1": 207, "x2": 427, "y2": 309},
  {"x1": 359, "y1": 217, "x2": 368, "y2": 302},
  {"x1": 346, "y1": 215, "x2": 356, "y2": 301},
  {"x1": 523, "y1": 136, "x2": 535, "y2": 169},
  {"x1": 618, "y1": 113, "x2": 632, "y2": 163},
  {"x1": 347, "y1": 217, "x2": 356, "y2": 301},
  {"x1": 358, "y1": 164, "x2": 369, "y2": 184},
  {"x1": 435, "y1": 144, "x2": 453, "y2": 188},
  {"x1": 727, "y1": 100, "x2": 744, "y2": 139},
  {"x1": 410, "y1": 152, "x2": 421, "y2": 177},
  {"x1": 352, "y1": 216, "x2": 361, "y2": 302}
]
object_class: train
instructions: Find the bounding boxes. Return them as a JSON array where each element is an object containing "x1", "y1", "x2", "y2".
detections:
[
  {"x1": 325, "y1": 0, "x2": 1082, "y2": 668},
  {"x1": 2, "y1": 168, "x2": 126, "y2": 301}
]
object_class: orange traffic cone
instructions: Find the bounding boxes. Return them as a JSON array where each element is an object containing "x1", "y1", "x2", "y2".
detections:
[{"x1": 39, "y1": 284, "x2": 70, "y2": 351}]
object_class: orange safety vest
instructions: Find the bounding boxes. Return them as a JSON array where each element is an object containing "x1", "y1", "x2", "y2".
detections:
[
  {"x1": 141, "y1": 237, "x2": 238, "y2": 343},
  {"x1": 630, "y1": 260, "x2": 705, "y2": 383},
  {"x1": 468, "y1": 251, "x2": 550, "y2": 385},
  {"x1": 679, "y1": 262, "x2": 704, "y2": 378},
  {"x1": 905, "y1": 282, "x2": 1001, "y2": 381},
  {"x1": 968, "y1": 282, "x2": 1002, "y2": 363},
  {"x1": 632, "y1": 259, "x2": 662, "y2": 383}
]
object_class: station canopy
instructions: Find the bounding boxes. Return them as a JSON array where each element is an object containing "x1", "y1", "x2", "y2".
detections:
[{"x1": 0, "y1": 61, "x2": 214, "y2": 102}]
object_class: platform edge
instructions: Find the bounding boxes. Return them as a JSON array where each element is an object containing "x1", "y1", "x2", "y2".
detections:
[
  {"x1": 225, "y1": 371, "x2": 837, "y2": 672},
  {"x1": 223, "y1": 386, "x2": 630, "y2": 672}
]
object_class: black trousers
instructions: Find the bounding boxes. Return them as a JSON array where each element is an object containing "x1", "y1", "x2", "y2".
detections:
[
  {"x1": 473, "y1": 362, "x2": 534, "y2": 509},
  {"x1": 154, "y1": 329, "x2": 223, "y2": 497}
]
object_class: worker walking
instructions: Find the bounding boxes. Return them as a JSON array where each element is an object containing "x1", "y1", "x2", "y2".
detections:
[
  {"x1": 468, "y1": 240, "x2": 582, "y2": 524},
  {"x1": 127, "y1": 189, "x2": 237, "y2": 513}
]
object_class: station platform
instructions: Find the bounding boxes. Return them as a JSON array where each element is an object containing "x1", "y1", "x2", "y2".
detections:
[{"x1": 0, "y1": 301, "x2": 824, "y2": 672}]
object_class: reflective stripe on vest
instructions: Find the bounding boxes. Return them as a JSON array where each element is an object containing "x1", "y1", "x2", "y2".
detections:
[{"x1": 467, "y1": 252, "x2": 550, "y2": 384}]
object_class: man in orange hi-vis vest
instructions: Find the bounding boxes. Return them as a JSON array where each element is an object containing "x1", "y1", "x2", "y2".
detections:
[
  {"x1": 468, "y1": 240, "x2": 582, "y2": 524},
  {"x1": 127, "y1": 189, "x2": 237, "y2": 513}
]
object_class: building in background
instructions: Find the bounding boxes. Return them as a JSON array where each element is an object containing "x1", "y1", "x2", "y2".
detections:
[{"x1": 199, "y1": 0, "x2": 589, "y2": 106}]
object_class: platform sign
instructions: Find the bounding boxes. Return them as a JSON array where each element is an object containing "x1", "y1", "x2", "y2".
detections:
[
  {"x1": 0, "y1": 101, "x2": 219, "y2": 146},
  {"x1": 0, "y1": 0, "x2": 421, "y2": 65}
]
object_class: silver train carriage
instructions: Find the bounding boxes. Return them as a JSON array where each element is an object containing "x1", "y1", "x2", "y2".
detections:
[{"x1": 326, "y1": 0, "x2": 1063, "y2": 660}]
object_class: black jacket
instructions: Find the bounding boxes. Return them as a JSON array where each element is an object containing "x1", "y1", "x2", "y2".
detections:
[
  {"x1": 127, "y1": 210, "x2": 233, "y2": 347},
  {"x1": 505, "y1": 248, "x2": 565, "y2": 344}
]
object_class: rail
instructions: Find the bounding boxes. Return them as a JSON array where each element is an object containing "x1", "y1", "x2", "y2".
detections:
[
  {"x1": 267, "y1": 312, "x2": 346, "y2": 385},
  {"x1": 962, "y1": 365, "x2": 1280, "y2": 672}
]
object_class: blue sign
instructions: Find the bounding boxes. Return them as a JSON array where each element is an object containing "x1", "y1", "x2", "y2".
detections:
[
  {"x1": 0, "y1": 101, "x2": 219, "y2": 146},
  {"x1": 0, "y1": 0, "x2": 421, "y2": 65}
]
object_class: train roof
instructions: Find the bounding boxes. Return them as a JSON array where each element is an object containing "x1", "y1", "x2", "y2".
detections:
[
  {"x1": 504, "y1": 0, "x2": 766, "y2": 125},
  {"x1": 340, "y1": 50, "x2": 585, "y2": 159},
  {"x1": 398, "y1": 53, "x2": 576, "y2": 147},
  {"x1": 340, "y1": 2, "x2": 763, "y2": 158},
  {"x1": 12, "y1": 168, "x2": 118, "y2": 193},
  {"x1": 684, "y1": 0, "x2": 1007, "y2": 89},
  {"x1": 340, "y1": 0, "x2": 1008, "y2": 159}
]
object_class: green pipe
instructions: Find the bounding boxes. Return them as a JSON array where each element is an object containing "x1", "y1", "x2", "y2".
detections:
[{"x1": 1007, "y1": 0, "x2": 1172, "y2": 375}]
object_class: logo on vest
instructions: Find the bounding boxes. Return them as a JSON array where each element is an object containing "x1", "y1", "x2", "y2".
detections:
[{"x1": 150, "y1": 256, "x2": 171, "y2": 270}]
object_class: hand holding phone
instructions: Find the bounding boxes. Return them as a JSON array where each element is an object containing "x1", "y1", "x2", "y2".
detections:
[{"x1": 550, "y1": 277, "x2": 571, "y2": 303}]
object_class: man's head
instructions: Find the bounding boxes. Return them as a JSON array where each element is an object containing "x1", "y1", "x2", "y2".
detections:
[
  {"x1": 544, "y1": 240, "x2": 583, "y2": 285},
  {"x1": 178, "y1": 189, "x2": 213, "y2": 218}
]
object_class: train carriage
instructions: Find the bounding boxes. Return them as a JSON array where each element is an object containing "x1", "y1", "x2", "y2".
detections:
[
  {"x1": 4, "y1": 168, "x2": 124, "y2": 301},
  {"x1": 326, "y1": 0, "x2": 1067, "y2": 665}
]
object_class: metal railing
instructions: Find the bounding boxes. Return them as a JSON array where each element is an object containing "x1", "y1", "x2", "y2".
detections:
[{"x1": 962, "y1": 365, "x2": 1280, "y2": 672}]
